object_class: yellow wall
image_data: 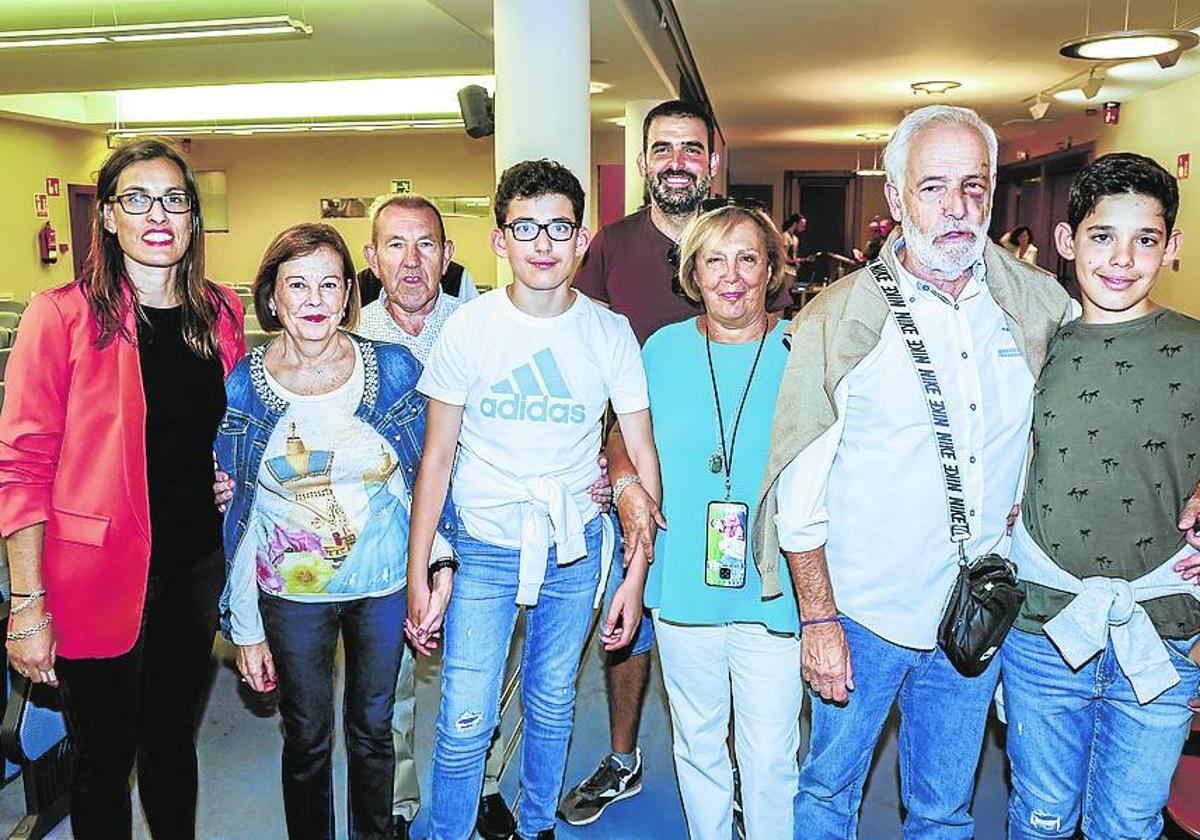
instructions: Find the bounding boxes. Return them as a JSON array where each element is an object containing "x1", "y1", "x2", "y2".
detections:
[
  {"x1": 187, "y1": 127, "x2": 624, "y2": 290},
  {"x1": 187, "y1": 132, "x2": 498, "y2": 288},
  {"x1": 0, "y1": 116, "x2": 107, "y2": 300},
  {"x1": 1093, "y1": 72, "x2": 1200, "y2": 318}
]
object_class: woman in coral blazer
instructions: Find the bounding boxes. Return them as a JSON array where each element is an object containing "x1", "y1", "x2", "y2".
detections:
[{"x1": 0, "y1": 139, "x2": 244, "y2": 840}]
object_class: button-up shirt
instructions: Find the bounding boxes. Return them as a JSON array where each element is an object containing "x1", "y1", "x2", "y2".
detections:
[
  {"x1": 355, "y1": 289, "x2": 462, "y2": 365},
  {"x1": 775, "y1": 240, "x2": 1035, "y2": 648}
]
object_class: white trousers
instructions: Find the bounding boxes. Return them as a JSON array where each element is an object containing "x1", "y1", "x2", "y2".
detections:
[{"x1": 653, "y1": 615, "x2": 803, "y2": 840}]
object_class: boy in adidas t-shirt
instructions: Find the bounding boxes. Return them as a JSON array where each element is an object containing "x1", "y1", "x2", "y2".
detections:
[
  {"x1": 407, "y1": 159, "x2": 662, "y2": 839},
  {"x1": 1001, "y1": 152, "x2": 1200, "y2": 839}
]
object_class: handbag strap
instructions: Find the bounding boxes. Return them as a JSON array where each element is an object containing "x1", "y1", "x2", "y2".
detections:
[{"x1": 867, "y1": 259, "x2": 972, "y2": 553}]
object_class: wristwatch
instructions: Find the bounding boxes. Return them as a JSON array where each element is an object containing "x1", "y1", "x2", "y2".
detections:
[{"x1": 428, "y1": 556, "x2": 459, "y2": 586}]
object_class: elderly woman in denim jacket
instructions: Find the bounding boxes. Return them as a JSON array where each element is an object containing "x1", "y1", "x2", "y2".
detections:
[{"x1": 215, "y1": 223, "x2": 457, "y2": 840}]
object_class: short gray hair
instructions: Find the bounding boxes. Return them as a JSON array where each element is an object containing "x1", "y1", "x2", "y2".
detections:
[
  {"x1": 883, "y1": 105, "x2": 998, "y2": 194},
  {"x1": 368, "y1": 193, "x2": 445, "y2": 244}
]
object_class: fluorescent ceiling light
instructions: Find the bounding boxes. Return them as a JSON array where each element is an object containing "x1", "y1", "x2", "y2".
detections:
[
  {"x1": 107, "y1": 118, "x2": 464, "y2": 140},
  {"x1": 1060, "y1": 29, "x2": 1198, "y2": 61},
  {"x1": 112, "y1": 76, "x2": 495, "y2": 123},
  {"x1": 0, "y1": 16, "x2": 311, "y2": 50}
]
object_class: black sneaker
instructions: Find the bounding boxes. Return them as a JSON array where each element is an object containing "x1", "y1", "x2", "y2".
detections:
[
  {"x1": 390, "y1": 814, "x2": 409, "y2": 840},
  {"x1": 476, "y1": 792, "x2": 517, "y2": 840},
  {"x1": 556, "y1": 747, "x2": 643, "y2": 826}
]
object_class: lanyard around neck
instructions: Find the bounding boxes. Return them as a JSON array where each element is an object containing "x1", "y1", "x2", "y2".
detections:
[{"x1": 704, "y1": 320, "x2": 769, "y2": 501}]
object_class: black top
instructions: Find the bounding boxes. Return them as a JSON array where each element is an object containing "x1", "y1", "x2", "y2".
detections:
[{"x1": 137, "y1": 305, "x2": 226, "y2": 565}]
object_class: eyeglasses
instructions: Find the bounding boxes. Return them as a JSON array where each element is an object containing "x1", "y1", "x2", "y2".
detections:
[
  {"x1": 109, "y1": 192, "x2": 193, "y2": 215},
  {"x1": 502, "y1": 219, "x2": 578, "y2": 242}
]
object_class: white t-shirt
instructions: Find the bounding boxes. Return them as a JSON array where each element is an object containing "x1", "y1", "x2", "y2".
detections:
[{"x1": 419, "y1": 288, "x2": 648, "y2": 549}]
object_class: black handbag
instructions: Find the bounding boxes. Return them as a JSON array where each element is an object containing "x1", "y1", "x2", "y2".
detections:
[{"x1": 937, "y1": 553, "x2": 1025, "y2": 677}]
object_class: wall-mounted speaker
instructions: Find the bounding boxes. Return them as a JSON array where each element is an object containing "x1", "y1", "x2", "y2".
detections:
[{"x1": 457, "y1": 85, "x2": 494, "y2": 139}]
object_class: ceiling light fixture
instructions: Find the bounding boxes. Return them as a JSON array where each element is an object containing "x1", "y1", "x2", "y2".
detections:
[
  {"x1": 106, "y1": 118, "x2": 463, "y2": 141},
  {"x1": 1079, "y1": 68, "x2": 1106, "y2": 99},
  {"x1": 855, "y1": 133, "x2": 890, "y2": 176},
  {"x1": 1029, "y1": 96, "x2": 1052, "y2": 120},
  {"x1": 1059, "y1": 0, "x2": 1198, "y2": 65},
  {"x1": 910, "y1": 80, "x2": 961, "y2": 95},
  {"x1": 0, "y1": 15, "x2": 311, "y2": 50}
]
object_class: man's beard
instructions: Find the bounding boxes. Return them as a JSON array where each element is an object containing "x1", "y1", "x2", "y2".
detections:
[
  {"x1": 646, "y1": 168, "x2": 711, "y2": 216},
  {"x1": 901, "y1": 210, "x2": 989, "y2": 279}
]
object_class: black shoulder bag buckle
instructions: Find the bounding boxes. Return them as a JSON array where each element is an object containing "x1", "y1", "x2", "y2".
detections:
[{"x1": 866, "y1": 259, "x2": 1024, "y2": 677}]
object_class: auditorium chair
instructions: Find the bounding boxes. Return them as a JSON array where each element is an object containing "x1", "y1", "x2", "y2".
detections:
[
  {"x1": 0, "y1": 544, "x2": 73, "y2": 840},
  {"x1": 0, "y1": 315, "x2": 18, "y2": 332},
  {"x1": 0, "y1": 303, "x2": 24, "y2": 316}
]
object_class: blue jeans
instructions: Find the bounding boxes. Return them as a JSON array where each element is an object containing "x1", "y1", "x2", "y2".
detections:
[
  {"x1": 259, "y1": 588, "x2": 407, "y2": 840},
  {"x1": 598, "y1": 524, "x2": 654, "y2": 658},
  {"x1": 429, "y1": 516, "x2": 604, "y2": 839},
  {"x1": 794, "y1": 616, "x2": 999, "y2": 840},
  {"x1": 1001, "y1": 627, "x2": 1200, "y2": 839}
]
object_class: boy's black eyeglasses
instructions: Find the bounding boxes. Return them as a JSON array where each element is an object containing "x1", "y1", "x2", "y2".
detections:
[
  {"x1": 109, "y1": 192, "x2": 193, "y2": 215},
  {"x1": 502, "y1": 220, "x2": 578, "y2": 242}
]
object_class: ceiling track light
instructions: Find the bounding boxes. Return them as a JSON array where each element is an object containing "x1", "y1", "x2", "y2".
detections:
[
  {"x1": 1029, "y1": 96, "x2": 1052, "y2": 120},
  {"x1": 0, "y1": 15, "x2": 312, "y2": 50},
  {"x1": 1080, "y1": 68, "x2": 1106, "y2": 99}
]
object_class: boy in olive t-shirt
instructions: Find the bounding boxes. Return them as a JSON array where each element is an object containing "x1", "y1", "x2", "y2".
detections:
[{"x1": 1000, "y1": 152, "x2": 1200, "y2": 840}]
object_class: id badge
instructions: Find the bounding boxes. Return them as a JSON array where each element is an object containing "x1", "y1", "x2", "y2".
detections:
[{"x1": 705, "y1": 500, "x2": 748, "y2": 588}]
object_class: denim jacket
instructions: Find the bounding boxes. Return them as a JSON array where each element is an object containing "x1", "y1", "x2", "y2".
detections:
[{"x1": 214, "y1": 333, "x2": 458, "y2": 637}]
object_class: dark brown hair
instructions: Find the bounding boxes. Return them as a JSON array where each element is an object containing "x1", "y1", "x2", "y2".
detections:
[
  {"x1": 253, "y1": 224, "x2": 361, "y2": 333},
  {"x1": 83, "y1": 138, "x2": 227, "y2": 355}
]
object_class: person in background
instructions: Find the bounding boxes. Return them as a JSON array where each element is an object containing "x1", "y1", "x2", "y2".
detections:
[
  {"x1": 1000, "y1": 224, "x2": 1039, "y2": 266},
  {"x1": 610, "y1": 203, "x2": 802, "y2": 838},
  {"x1": 0, "y1": 138, "x2": 244, "y2": 839},
  {"x1": 782, "y1": 212, "x2": 807, "y2": 266},
  {"x1": 218, "y1": 223, "x2": 458, "y2": 840},
  {"x1": 356, "y1": 193, "x2": 510, "y2": 840},
  {"x1": 560, "y1": 98, "x2": 720, "y2": 829}
]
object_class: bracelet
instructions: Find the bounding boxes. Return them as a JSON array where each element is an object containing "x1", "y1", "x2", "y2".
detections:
[
  {"x1": 6, "y1": 611, "x2": 52, "y2": 641},
  {"x1": 611, "y1": 475, "x2": 642, "y2": 508},
  {"x1": 9, "y1": 590, "x2": 46, "y2": 616},
  {"x1": 428, "y1": 557, "x2": 459, "y2": 586},
  {"x1": 800, "y1": 616, "x2": 841, "y2": 628}
]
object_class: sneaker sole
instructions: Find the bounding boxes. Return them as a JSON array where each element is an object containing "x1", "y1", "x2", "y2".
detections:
[{"x1": 558, "y1": 781, "x2": 643, "y2": 827}]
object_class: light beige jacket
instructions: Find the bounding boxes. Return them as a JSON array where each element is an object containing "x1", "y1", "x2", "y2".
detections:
[{"x1": 750, "y1": 232, "x2": 1073, "y2": 598}]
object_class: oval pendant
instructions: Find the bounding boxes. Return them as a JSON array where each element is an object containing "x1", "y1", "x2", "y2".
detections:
[{"x1": 708, "y1": 452, "x2": 724, "y2": 474}]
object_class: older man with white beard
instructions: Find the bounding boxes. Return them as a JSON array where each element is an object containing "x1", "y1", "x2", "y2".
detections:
[{"x1": 751, "y1": 105, "x2": 1072, "y2": 839}]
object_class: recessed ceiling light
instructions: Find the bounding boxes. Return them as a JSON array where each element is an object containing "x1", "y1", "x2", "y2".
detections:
[
  {"x1": 856, "y1": 131, "x2": 890, "y2": 142},
  {"x1": 589, "y1": 81, "x2": 610, "y2": 95},
  {"x1": 910, "y1": 80, "x2": 961, "y2": 95}
]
